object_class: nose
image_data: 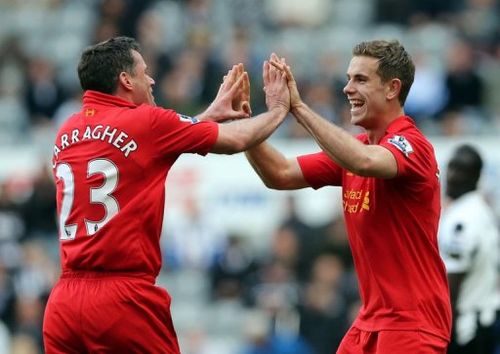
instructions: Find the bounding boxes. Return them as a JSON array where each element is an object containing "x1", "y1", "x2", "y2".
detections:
[
  {"x1": 343, "y1": 80, "x2": 353, "y2": 95},
  {"x1": 149, "y1": 76, "x2": 155, "y2": 86}
]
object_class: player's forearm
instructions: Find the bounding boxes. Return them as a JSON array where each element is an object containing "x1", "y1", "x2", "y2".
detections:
[
  {"x1": 212, "y1": 106, "x2": 287, "y2": 154},
  {"x1": 291, "y1": 103, "x2": 373, "y2": 175},
  {"x1": 245, "y1": 142, "x2": 290, "y2": 189},
  {"x1": 233, "y1": 106, "x2": 288, "y2": 150}
]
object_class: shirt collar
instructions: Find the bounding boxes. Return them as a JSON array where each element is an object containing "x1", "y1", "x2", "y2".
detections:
[
  {"x1": 360, "y1": 116, "x2": 416, "y2": 144},
  {"x1": 385, "y1": 115, "x2": 416, "y2": 134},
  {"x1": 82, "y1": 90, "x2": 137, "y2": 108}
]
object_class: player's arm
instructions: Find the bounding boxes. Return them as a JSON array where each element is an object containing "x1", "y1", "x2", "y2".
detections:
[
  {"x1": 240, "y1": 57, "x2": 308, "y2": 190},
  {"x1": 270, "y1": 54, "x2": 397, "y2": 179},
  {"x1": 209, "y1": 60, "x2": 290, "y2": 155},
  {"x1": 210, "y1": 107, "x2": 287, "y2": 154},
  {"x1": 293, "y1": 103, "x2": 397, "y2": 178},
  {"x1": 245, "y1": 143, "x2": 309, "y2": 190}
]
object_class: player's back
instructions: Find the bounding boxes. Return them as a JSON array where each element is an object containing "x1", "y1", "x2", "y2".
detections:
[{"x1": 52, "y1": 93, "x2": 169, "y2": 277}]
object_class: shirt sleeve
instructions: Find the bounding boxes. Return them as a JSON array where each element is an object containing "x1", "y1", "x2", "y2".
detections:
[
  {"x1": 297, "y1": 151, "x2": 342, "y2": 189},
  {"x1": 149, "y1": 107, "x2": 218, "y2": 157},
  {"x1": 380, "y1": 132, "x2": 436, "y2": 181}
]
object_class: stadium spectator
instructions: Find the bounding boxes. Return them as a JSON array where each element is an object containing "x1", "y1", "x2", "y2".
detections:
[
  {"x1": 404, "y1": 51, "x2": 447, "y2": 125},
  {"x1": 0, "y1": 261, "x2": 16, "y2": 333},
  {"x1": 23, "y1": 57, "x2": 66, "y2": 128},
  {"x1": 0, "y1": 320, "x2": 9, "y2": 354},
  {"x1": 440, "y1": 39, "x2": 486, "y2": 135},
  {"x1": 242, "y1": 222, "x2": 307, "y2": 310},
  {"x1": 42, "y1": 36, "x2": 290, "y2": 353},
  {"x1": 298, "y1": 252, "x2": 350, "y2": 354},
  {"x1": 438, "y1": 144, "x2": 499, "y2": 354},
  {"x1": 240, "y1": 309, "x2": 313, "y2": 354},
  {"x1": 0, "y1": 182, "x2": 25, "y2": 275},
  {"x1": 278, "y1": 194, "x2": 320, "y2": 281},
  {"x1": 319, "y1": 216, "x2": 354, "y2": 270},
  {"x1": 245, "y1": 40, "x2": 452, "y2": 353},
  {"x1": 162, "y1": 196, "x2": 227, "y2": 271},
  {"x1": 19, "y1": 165, "x2": 57, "y2": 244},
  {"x1": 209, "y1": 234, "x2": 258, "y2": 301}
]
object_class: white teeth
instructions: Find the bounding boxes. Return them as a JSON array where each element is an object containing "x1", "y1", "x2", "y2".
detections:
[{"x1": 349, "y1": 99, "x2": 364, "y2": 112}]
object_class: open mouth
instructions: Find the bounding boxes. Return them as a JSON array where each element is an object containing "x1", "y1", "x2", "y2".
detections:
[{"x1": 349, "y1": 99, "x2": 365, "y2": 113}]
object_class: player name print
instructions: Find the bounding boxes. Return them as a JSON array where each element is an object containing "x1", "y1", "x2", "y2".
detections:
[
  {"x1": 343, "y1": 189, "x2": 370, "y2": 213},
  {"x1": 53, "y1": 125, "x2": 138, "y2": 159}
]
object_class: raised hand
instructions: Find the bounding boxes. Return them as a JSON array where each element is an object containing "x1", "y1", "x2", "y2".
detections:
[
  {"x1": 263, "y1": 59, "x2": 290, "y2": 113},
  {"x1": 269, "y1": 53, "x2": 303, "y2": 111},
  {"x1": 201, "y1": 63, "x2": 251, "y2": 122},
  {"x1": 232, "y1": 63, "x2": 252, "y2": 116}
]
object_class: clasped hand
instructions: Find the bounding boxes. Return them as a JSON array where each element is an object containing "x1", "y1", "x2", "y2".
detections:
[
  {"x1": 268, "y1": 53, "x2": 303, "y2": 112},
  {"x1": 204, "y1": 57, "x2": 293, "y2": 122}
]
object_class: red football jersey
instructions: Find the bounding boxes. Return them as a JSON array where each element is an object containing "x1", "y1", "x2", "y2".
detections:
[
  {"x1": 297, "y1": 116, "x2": 451, "y2": 341},
  {"x1": 52, "y1": 90, "x2": 218, "y2": 278}
]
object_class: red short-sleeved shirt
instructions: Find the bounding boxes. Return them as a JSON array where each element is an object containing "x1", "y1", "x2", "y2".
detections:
[
  {"x1": 52, "y1": 90, "x2": 218, "y2": 278},
  {"x1": 298, "y1": 116, "x2": 451, "y2": 341}
]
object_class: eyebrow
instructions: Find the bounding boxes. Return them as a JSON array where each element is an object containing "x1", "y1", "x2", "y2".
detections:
[{"x1": 346, "y1": 73, "x2": 369, "y2": 80}]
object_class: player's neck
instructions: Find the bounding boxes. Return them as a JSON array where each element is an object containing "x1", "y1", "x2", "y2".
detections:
[
  {"x1": 114, "y1": 88, "x2": 135, "y2": 105},
  {"x1": 366, "y1": 127, "x2": 387, "y2": 144},
  {"x1": 366, "y1": 107, "x2": 405, "y2": 144}
]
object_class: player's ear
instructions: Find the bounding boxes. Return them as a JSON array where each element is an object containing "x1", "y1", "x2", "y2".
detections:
[
  {"x1": 386, "y1": 78, "x2": 401, "y2": 101},
  {"x1": 118, "y1": 71, "x2": 133, "y2": 91}
]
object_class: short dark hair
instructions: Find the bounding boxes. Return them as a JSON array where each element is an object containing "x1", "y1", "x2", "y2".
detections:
[
  {"x1": 352, "y1": 40, "x2": 415, "y2": 106},
  {"x1": 77, "y1": 36, "x2": 140, "y2": 94}
]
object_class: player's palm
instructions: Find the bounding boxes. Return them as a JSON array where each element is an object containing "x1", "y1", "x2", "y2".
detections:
[
  {"x1": 263, "y1": 60, "x2": 290, "y2": 112},
  {"x1": 208, "y1": 64, "x2": 251, "y2": 122},
  {"x1": 230, "y1": 63, "x2": 252, "y2": 116},
  {"x1": 269, "y1": 54, "x2": 302, "y2": 110}
]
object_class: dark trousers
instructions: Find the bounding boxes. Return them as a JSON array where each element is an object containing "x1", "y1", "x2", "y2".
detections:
[{"x1": 448, "y1": 316, "x2": 497, "y2": 354}]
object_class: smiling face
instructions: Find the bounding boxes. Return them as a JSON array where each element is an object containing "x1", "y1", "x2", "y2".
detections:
[
  {"x1": 128, "y1": 50, "x2": 156, "y2": 106},
  {"x1": 343, "y1": 56, "x2": 390, "y2": 129}
]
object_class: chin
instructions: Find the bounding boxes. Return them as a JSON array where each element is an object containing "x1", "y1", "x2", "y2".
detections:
[{"x1": 350, "y1": 115, "x2": 366, "y2": 128}]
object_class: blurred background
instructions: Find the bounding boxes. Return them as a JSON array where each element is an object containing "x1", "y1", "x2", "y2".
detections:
[{"x1": 0, "y1": 0, "x2": 499, "y2": 353}]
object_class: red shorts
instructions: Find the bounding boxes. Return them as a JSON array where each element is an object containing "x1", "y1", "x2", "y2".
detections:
[
  {"x1": 43, "y1": 271, "x2": 180, "y2": 354},
  {"x1": 337, "y1": 326, "x2": 448, "y2": 354}
]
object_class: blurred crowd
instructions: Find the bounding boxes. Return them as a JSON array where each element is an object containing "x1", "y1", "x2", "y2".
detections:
[{"x1": 0, "y1": 0, "x2": 499, "y2": 353}]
